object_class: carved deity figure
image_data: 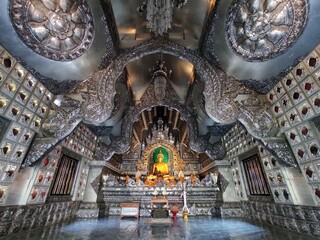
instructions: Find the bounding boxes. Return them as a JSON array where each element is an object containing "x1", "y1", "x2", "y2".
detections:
[
  {"x1": 135, "y1": 170, "x2": 141, "y2": 183},
  {"x1": 152, "y1": 149, "x2": 169, "y2": 175},
  {"x1": 187, "y1": 173, "x2": 200, "y2": 187}
]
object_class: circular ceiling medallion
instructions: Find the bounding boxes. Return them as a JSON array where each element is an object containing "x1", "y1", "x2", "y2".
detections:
[
  {"x1": 226, "y1": 0, "x2": 308, "y2": 62},
  {"x1": 10, "y1": 0, "x2": 95, "y2": 61}
]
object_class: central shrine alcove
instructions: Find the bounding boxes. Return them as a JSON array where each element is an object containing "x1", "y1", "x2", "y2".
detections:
[{"x1": 151, "y1": 147, "x2": 169, "y2": 175}]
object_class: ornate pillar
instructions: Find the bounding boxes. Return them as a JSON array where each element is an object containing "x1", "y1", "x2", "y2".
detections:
[
  {"x1": 216, "y1": 161, "x2": 245, "y2": 218},
  {"x1": 76, "y1": 161, "x2": 105, "y2": 218}
]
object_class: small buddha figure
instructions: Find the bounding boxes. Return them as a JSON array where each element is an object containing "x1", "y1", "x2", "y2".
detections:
[
  {"x1": 135, "y1": 170, "x2": 141, "y2": 183},
  {"x1": 189, "y1": 173, "x2": 200, "y2": 186},
  {"x1": 173, "y1": 168, "x2": 179, "y2": 181},
  {"x1": 178, "y1": 169, "x2": 185, "y2": 182},
  {"x1": 152, "y1": 149, "x2": 169, "y2": 175}
]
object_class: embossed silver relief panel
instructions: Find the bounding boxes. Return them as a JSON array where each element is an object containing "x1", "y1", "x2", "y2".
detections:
[
  {"x1": 10, "y1": 0, "x2": 95, "y2": 61},
  {"x1": 226, "y1": 0, "x2": 308, "y2": 61}
]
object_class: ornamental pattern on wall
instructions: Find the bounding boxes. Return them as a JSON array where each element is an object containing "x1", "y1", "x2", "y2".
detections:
[
  {"x1": 226, "y1": 0, "x2": 308, "y2": 61},
  {"x1": 10, "y1": 0, "x2": 95, "y2": 61}
]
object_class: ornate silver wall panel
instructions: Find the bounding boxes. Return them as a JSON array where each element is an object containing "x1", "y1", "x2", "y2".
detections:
[
  {"x1": 203, "y1": 70, "x2": 279, "y2": 139},
  {"x1": 23, "y1": 106, "x2": 82, "y2": 167},
  {"x1": 243, "y1": 201, "x2": 320, "y2": 238},
  {"x1": 78, "y1": 39, "x2": 279, "y2": 141},
  {"x1": 10, "y1": 0, "x2": 95, "y2": 61},
  {"x1": 22, "y1": 137, "x2": 57, "y2": 167},
  {"x1": 226, "y1": 0, "x2": 308, "y2": 61},
  {"x1": 95, "y1": 82, "x2": 226, "y2": 161},
  {"x1": 0, "y1": 202, "x2": 79, "y2": 237},
  {"x1": 202, "y1": 0, "x2": 320, "y2": 91},
  {"x1": 263, "y1": 137, "x2": 297, "y2": 167},
  {"x1": 42, "y1": 107, "x2": 82, "y2": 139}
]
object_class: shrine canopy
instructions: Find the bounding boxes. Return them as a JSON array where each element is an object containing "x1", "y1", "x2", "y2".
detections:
[{"x1": 153, "y1": 147, "x2": 169, "y2": 163}]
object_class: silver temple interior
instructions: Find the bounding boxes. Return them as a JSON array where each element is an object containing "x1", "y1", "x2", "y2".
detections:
[{"x1": 0, "y1": 0, "x2": 320, "y2": 239}]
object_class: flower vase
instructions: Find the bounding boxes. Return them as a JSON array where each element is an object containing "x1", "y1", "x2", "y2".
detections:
[{"x1": 171, "y1": 210, "x2": 178, "y2": 219}]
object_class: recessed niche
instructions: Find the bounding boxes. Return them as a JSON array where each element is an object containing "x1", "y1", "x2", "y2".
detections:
[
  {"x1": 24, "y1": 133, "x2": 30, "y2": 141},
  {"x1": 6, "y1": 169, "x2": 15, "y2": 178},
  {"x1": 310, "y1": 145, "x2": 318, "y2": 156},
  {"x1": 271, "y1": 158, "x2": 276, "y2": 166},
  {"x1": 8, "y1": 83, "x2": 16, "y2": 92},
  {"x1": 304, "y1": 83, "x2": 312, "y2": 91},
  {"x1": 43, "y1": 157, "x2": 49, "y2": 167},
  {"x1": 289, "y1": 133, "x2": 296, "y2": 140},
  {"x1": 276, "y1": 86, "x2": 282, "y2": 93},
  {"x1": 0, "y1": 188, "x2": 5, "y2": 199},
  {"x1": 40, "y1": 191, "x2": 46, "y2": 199},
  {"x1": 314, "y1": 98, "x2": 320, "y2": 107},
  {"x1": 286, "y1": 79, "x2": 292, "y2": 86},
  {"x1": 289, "y1": 113, "x2": 296, "y2": 121},
  {"x1": 301, "y1": 127, "x2": 309, "y2": 136},
  {"x1": 3, "y1": 58, "x2": 12, "y2": 68},
  {"x1": 31, "y1": 189, "x2": 38, "y2": 199},
  {"x1": 11, "y1": 107, "x2": 19, "y2": 116},
  {"x1": 2, "y1": 145, "x2": 11, "y2": 155},
  {"x1": 16, "y1": 69, "x2": 24, "y2": 78},
  {"x1": 36, "y1": 87, "x2": 44, "y2": 95},
  {"x1": 28, "y1": 79, "x2": 34, "y2": 88},
  {"x1": 46, "y1": 175, "x2": 51, "y2": 182},
  {"x1": 293, "y1": 92, "x2": 300, "y2": 100},
  {"x1": 12, "y1": 128, "x2": 19, "y2": 136},
  {"x1": 297, "y1": 149, "x2": 304, "y2": 158},
  {"x1": 34, "y1": 119, "x2": 41, "y2": 127},
  {"x1": 283, "y1": 189, "x2": 289, "y2": 200},
  {"x1": 305, "y1": 167, "x2": 313, "y2": 178},
  {"x1": 38, "y1": 173, "x2": 44, "y2": 182},
  {"x1": 269, "y1": 175, "x2": 274, "y2": 182},
  {"x1": 31, "y1": 100, "x2": 38, "y2": 108},
  {"x1": 301, "y1": 107, "x2": 309, "y2": 115},
  {"x1": 282, "y1": 99, "x2": 288, "y2": 107},
  {"x1": 269, "y1": 94, "x2": 274, "y2": 101},
  {"x1": 309, "y1": 57, "x2": 317, "y2": 67},
  {"x1": 16, "y1": 150, "x2": 23, "y2": 157},
  {"x1": 0, "y1": 99, "x2": 7, "y2": 108},
  {"x1": 296, "y1": 68, "x2": 303, "y2": 76},
  {"x1": 274, "y1": 106, "x2": 279, "y2": 113},
  {"x1": 19, "y1": 91, "x2": 27, "y2": 101},
  {"x1": 46, "y1": 94, "x2": 51, "y2": 102},
  {"x1": 23, "y1": 114, "x2": 31, "y2": 122}
]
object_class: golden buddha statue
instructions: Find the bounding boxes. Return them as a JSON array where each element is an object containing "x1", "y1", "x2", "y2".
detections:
[{"x1": 152, "y1": 149, "x2": 169, "y2": 175}]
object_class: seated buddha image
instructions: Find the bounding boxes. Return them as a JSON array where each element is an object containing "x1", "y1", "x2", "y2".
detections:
[{"x1": 152, "y1": 149, "x2": 169, "y2": 175}]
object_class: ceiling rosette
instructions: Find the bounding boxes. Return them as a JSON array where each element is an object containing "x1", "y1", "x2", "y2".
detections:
[
  {"x1": 225, "y1": 0, "x2": 308, "y2": 61},
  {"x1": 10, "y1": 0, "x2": 95, "y2": 61}
]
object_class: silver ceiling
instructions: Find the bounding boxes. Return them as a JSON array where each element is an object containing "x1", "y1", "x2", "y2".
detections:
[{"x1": 1, "y1": 0, "x2": 320, "y2": 138}]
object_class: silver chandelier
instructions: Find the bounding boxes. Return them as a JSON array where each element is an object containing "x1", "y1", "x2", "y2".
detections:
[{"x1": 137, "y1": 0, "x2": 188, "y2": 36}]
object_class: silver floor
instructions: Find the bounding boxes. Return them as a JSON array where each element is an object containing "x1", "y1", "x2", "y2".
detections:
[{"x1": 1, "y1": 217, "x2": 316, "y2": 240}]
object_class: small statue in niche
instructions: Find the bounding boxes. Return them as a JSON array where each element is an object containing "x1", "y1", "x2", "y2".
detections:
[
  {"x1": 125, "y1": 174, "x2": 136, "y2": 186},
  {"x1": 187, "y1": 173, "x2": 200, "y2": 187},
  {"x1": 152, "y1": 149, "x2": 169, "y2": 175},
  {"x1": 201, "y1": 172, "x2": 218, "y2": 187},
  {"x1": 135, "y1": 169, "x2": 141, "y2": 183},
  {"x1": 178, "y1": 169, "x2": 185, "y2": 182}
]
